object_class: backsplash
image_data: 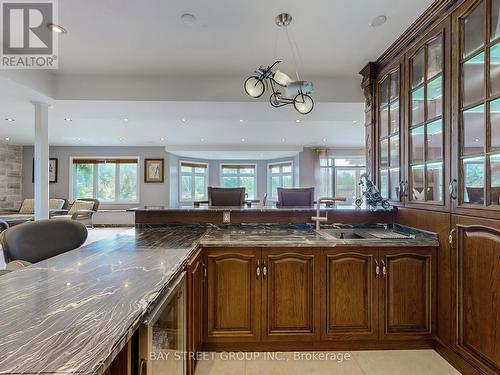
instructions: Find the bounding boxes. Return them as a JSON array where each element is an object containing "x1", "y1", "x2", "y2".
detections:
[{"x1": 0, "y1": 143, "x2": 23, "y2": 210}]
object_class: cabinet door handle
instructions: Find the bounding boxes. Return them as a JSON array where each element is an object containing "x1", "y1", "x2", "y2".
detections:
[
  {"x1": 381, "y1": 259, "x2": 387, "y2": 277},
  {"x1": 374, "y1": 259, "x2": 380, "y2": 278},
  {"x1": 140, "y1": 358, "x2": 147, "y2": 375},
  {"x1": 449, "y1": 179, "x2": 457, "y2": 200},
  {"x1": 256, "y1": 260, "x2": 261, "y2": 279},
  {"x1": 203, "y1": 264, "x2": 207, "y2": 280},
  {"x1": 262, "y1": 260, "x2": 267, "y2": 279},
  {"x1": 449, "y1": 228, "x2": 456, "y2": 248},
  {"x1": 401, "y1": 181, "x2": 409, "y2": 197}
]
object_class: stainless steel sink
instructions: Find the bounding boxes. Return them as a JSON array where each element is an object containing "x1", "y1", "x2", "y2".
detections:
[
  {"x1": 318, "y1": 228, "x2": 415, "y2": 241},
  {"x1": 318, "y1": 229, "x2": 375, "y2": 240}
]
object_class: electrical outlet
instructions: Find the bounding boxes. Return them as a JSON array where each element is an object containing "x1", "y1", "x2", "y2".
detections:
[{"x1": 223, "y1": 211, "x2": 231, "y2": 223}]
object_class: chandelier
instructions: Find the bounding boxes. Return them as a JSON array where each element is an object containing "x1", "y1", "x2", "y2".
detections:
[{"x1": 243, "y1": 13, "x2": 314, "y2": 115}]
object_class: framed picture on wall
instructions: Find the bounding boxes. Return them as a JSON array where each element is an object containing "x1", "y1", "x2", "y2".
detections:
[
  {"x1": 32, "y1": 158, "x2": 58, "y2": 183},
  {"x1": 144, "y1": 158, "x2": 164, "y2": 183}
]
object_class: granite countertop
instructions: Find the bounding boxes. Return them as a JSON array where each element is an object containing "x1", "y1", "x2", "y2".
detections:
[
  {"x1": 129, "y1": 205, "x2": 397, "y2": 213},
  {"x1": 0, "y1": 223, "x2": 438, "y2": 374},
  {"x1": 0, "y1": 226, "x2": 205, "y2": 375},
  {"x1": 200, "y1": 224, "x2": 439, "y2": 248}
]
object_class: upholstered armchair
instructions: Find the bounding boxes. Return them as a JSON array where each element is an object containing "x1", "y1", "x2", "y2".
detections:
[
  {"x1": 51, "y1": 199, "x2": 100, "y2": 228},
  {"x1": 0, "y1": 198, "x2": 67, "y2": 220}
]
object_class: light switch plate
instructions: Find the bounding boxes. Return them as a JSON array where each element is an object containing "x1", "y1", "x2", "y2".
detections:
[{"x1": 223, "y1": 211, "x2": 231, "y2": 223}]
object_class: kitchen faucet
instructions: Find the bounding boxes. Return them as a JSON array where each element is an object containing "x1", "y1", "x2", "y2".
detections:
[{"x1": 312, "y1": 197, "x2": 347, "y2": 231}]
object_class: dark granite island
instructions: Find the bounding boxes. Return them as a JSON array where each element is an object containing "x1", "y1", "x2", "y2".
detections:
[
  {"x1": 129, "y1": 206, "x2": 396, "y2": 226},
  {"x1": 0, "y1": 226, "x2": 206, "y2": 375},
  {"x1": 0, "y1": 223, "x2": 438, "y2": 374}
]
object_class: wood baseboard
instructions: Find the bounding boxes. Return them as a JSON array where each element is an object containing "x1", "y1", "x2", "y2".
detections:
[
  {"x1": 202, "y1": 339, "x2": 434, "y2": 352},
  {"x1": 434, "y1": 338, "x2": 486, "y2": 375}
]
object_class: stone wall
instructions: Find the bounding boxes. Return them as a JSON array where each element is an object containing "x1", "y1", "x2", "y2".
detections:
[{"x1": 0, "y1": 143, "x2": 23, "y2": 210}]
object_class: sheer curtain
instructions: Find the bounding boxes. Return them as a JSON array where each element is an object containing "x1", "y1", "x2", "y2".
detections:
[{"x1": 315, "y1": 149, "x2": 332, "y2": 198}]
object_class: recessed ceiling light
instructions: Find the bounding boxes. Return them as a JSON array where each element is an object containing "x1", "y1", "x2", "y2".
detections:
[
  {"x1": 47, "y1": 23, "x2": 67, "y2": 34},
  {"x1": 4, "y1": 118, "x2": 14, "y2": 122},
  {"x1": 474, "y1": 138, "x2": 480, "y2": 142},
  {"x1": 295, "y1": 119, "x2": 301, "y2": 123},
  {"x1": 181, "y1": 118, "x2": 187, "y2": 123},
  {"x1": 160, "y1": 137, "x2": 166, "y2": 141},
  {"x1": 181, "y1": 13, "x2": 197, "y2": 26},
  {"x1": 119, "y1": 137, "x2": 124, "y2": 141},
  {"x1": 64, "y1": 118, "x2": 72, "y2": 122},
  {"x1": 239, "y1": 119, "x2": 244, "y2": 123},
  {"x1": 123, "y1": 118, "x2": 129, "y2": 122},
  {"x1": 200, "y1": 138, "x2": 205, "y2": 142},
  {"x1": 322, "y1": 137, "x2": 327, "y2": 143},
  {"x1": 241, "y1": 138, "x2": 246, "y2": 142},
  {"x1": 370, "y1": 15, "x2": 387, "y2": 28},
  {"x1": 4, "y1": 137, "x2": 10, "y2": 141},
  {"x1": 281, "y1": 138, "x2": 286, "y2": 143},
  {"x1": 352, "y1": 120, "x2": 357, "y2": 124},
  {"x1": 75, "y1": 137, "x2": 81, "y2": 141}
]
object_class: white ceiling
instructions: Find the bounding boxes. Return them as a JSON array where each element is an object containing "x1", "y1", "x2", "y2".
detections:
[
  {"x1": 0, "y1": 90, "x2": 365, "y2": 147},
  {"x1": 0, "y1": 0, "x2": 435, "y2": 152},
  {"x1": 56, "y1": 0, "x2": 434, "y2": 76}
]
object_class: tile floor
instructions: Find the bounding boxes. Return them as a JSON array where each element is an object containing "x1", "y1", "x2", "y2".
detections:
[{"x1": 195, "y1": 350, "x2": 460, "y2": 375}]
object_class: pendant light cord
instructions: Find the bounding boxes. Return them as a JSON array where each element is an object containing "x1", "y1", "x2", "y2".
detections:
[
  {"x1": 289, "y1": 25, "x2": 305, "y2": 79},
  {"x1": 285, "y1": 26, "x2": 301, "y2": 81}
]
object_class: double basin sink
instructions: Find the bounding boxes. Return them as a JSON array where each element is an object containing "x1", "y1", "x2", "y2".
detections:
[{"x1": 318, "y1": 228, "x2": 415, "y2": 241}]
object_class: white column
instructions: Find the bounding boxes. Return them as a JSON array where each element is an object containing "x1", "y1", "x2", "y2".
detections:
[{"x1": 33, "y1": 101, "x2": 50, "y2": 220}]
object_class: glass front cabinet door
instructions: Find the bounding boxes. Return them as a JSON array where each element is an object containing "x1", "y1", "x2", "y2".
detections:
[
  {"x1": 453, "y1": 0, "x2": 500, "y2": 217},
  {"x1": 377, "y1": 64, "x2": 403, "y2": 205},
  {"x1": 405, "y1": 21, "x2": 450, "y2": 211}
]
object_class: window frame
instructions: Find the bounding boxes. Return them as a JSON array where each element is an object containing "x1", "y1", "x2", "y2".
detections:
[
  {"x1": 334, "y1": 167, "x2": 367, "y2": 206},
  {"x1": 219, "y1": 163, "x2": 257, "y2": 199},
  {"x1": 69, "y1": 156, "x2": 140, "y2": 204},
  {"x1": 178, "y1": 160, "x2": 209, "y2": 204},
  {"x1": 267, "y1": 160, "x2": 295, "y2": 200},
  {"x1": 318, "y1": 156, "x2": 366, "y2": 204}
]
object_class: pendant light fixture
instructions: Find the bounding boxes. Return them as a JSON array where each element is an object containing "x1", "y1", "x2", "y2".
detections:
[{"x1": 244, "y1": 13, "x2": 314, "y2": 115}]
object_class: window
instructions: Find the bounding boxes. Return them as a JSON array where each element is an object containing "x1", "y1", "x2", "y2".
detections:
[
  {"x1": 318, "y1": 157, "x2": 365, "y2": 206},
  {"x1": 268, "y1": 161, "x2": 294, "y2": 200},
  {"x1": 72, "y1": 158, "x2": 139, "y2": 203},
  {"x1": 179, "y1": 161, "x2": 208, "y2": 202},
  {"x1": 220, "y1": 164, "x2": 256, "y2": 199}
]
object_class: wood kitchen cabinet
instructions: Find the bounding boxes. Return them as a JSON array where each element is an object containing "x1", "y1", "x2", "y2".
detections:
[
  {"x1": 262, "y1": 249, "x2": 320, "y2": 341},
  {"x1": 203, "y1": 248, "x2": 319, "y2": 344},
  {"x1": 451, "y1": 217, "x2": 500, "y2": 375},
  {"x1": 404, "y1": 20, "x2": 451, "y2": 212},
  {"x1": 200, "y1": 246, "x2": 436, "y2": 349},
  {"x1": 322, "y1": 248, "x2": 435, "y2": 343},
  {"x1": 321, "y1": 249, "x2": 379, "y2": 341},
  {"x1": 380, "y1": 249, "x2": 435, "y2": 340},
  {"x1": 203, "y1": 248, "x2": 261, "y2": 343},
  {"x1": 377, "y1": 62, "x2": 404, "y2": 206},
  {"x1": 187, "y1": 250, "x2": 203, "y2": 375},
  {"x1": 451, "y1": 0, "x2": 500, "y2": 219}
]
